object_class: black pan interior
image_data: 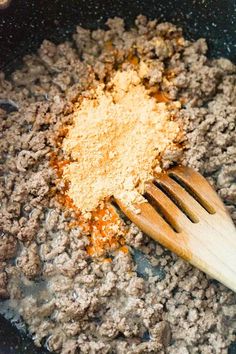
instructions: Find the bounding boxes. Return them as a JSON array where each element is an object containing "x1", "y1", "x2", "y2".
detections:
[
  {"x1": 0, "y1": 0, "x2": 236, "y2": 73},
  {"x1": 0, "y1": 1, "x2": 236, "y2": 353}
]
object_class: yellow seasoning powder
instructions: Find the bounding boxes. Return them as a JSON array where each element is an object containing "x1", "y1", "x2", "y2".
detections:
[
  {"x1": 54, "y1": 69, "x2": 183, "y2": 256},
  {"x1": 62, "y1": 69, "x2": 181, "y2": 214}
]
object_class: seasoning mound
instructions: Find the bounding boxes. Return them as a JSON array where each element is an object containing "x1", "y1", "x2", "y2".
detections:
[{"x1": 63, "y1": 69, "x2": 180, "y2": 212}]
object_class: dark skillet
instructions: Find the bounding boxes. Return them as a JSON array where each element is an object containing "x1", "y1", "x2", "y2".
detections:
[{"x1": 0, "y1": 1, "x2": 236, "y2": 353}]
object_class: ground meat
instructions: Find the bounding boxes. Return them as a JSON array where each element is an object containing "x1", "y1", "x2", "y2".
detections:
[
  {"x1": 0, "y1": 234, "x2": 17, "y2": 261},
  {"x1": 16, "y1": 242, "x2": 41, "y2": 279},
  {"x1": 0, "y1": 15, "x2": 235, "y2": 354},
  {"x1": 0, "y1": 269, "x2": 9, "y2": 299}
]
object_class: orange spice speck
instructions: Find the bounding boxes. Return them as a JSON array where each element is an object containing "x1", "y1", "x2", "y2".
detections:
[
  {"x1": 127, "y1": 53, "x2": 139, "y2": 66},
  {"x1": 176, "y1": 37, "x2": 185, "y2": 46},
  {"x1": 179, "y1": 97, "x2": 188, "y2": 105},
  {"x1": 151, "y1": 91, "x2": 170, "y2": 103},
  {"x1": 119, "y1": 245, "x2": 129, "y2": 254}
]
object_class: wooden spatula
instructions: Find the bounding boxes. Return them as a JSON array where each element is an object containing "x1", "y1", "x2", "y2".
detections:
[{"x1": 115, "y1": 166, "x2": 236, "y2": 292}]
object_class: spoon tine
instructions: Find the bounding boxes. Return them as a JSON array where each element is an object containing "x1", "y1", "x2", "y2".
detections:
[
  {"x1": 154, "y1": 173, "x2": 204, "y2": 221},
  {"x1": 145, "y1": 181, "x2": 189, "y2": 232},
  {"x1": 115, "y1": 199, "x2": 191, "y2": 261},
  {"x1": 168, "y1": 166, "x2": 217, "y2": 213}
]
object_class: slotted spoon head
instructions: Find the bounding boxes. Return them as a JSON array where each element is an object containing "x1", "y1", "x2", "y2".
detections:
[{"x1": 115, "y1": 166, "x2": 236, "y2": 292}]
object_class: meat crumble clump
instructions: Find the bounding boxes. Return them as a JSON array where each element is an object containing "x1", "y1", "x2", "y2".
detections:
[{"x1": 0, "y1": 15, "x2": 236, "y2": 354}]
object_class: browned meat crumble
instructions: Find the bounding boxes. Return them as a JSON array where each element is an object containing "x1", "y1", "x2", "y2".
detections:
[{"x1": 0, "y1": 15, "x2": 236, "y2": 354}]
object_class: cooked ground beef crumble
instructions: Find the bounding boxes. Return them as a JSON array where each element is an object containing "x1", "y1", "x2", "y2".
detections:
[{"x1": 0, "y1": 16, "x2": 236, "y2": 354}]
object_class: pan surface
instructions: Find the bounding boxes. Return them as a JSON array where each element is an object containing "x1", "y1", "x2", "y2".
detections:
[{"x1": 0, "y1": 0, "x2": 235, "y2": 73}]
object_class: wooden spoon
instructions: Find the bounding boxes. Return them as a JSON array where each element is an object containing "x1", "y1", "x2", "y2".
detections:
[{"x1": 115, "y1": 166, "x2": 236, "y2": 292}]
